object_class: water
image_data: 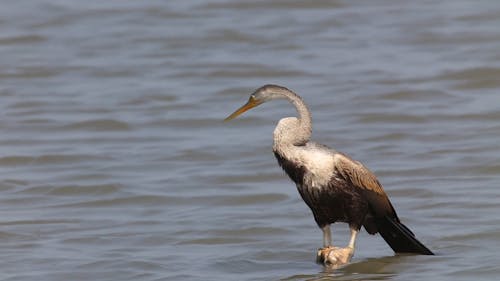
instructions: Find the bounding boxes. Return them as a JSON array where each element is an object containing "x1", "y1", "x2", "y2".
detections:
[{"x1": 1, "y1": 1, "x2": 500, "y2": 280}]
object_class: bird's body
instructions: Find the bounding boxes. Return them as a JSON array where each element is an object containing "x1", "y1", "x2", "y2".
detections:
[
  {"x1": 225, "y1": 84, "x2": 433, "y2": 265},
  {"x1": 274, "y1": 145, "x2": 375, "y2": 232}
]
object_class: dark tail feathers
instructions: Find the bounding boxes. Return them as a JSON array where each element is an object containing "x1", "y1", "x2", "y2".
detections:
[{"x1": 377, "y1": 216, "x2": 434, "y2": 255}]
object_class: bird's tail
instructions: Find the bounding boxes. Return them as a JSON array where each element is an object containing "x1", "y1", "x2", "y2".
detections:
[{"x1": 376, "y1": 216, "x2": 434, "y2": 255}]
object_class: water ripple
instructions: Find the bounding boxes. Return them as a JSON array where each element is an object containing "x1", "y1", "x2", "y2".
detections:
[
  {"x1": 0, "y1": 1, "x2": 499, "y2": 280},
  {"x1": 63, "y1": 119, "x2": 131, "y2": 131}
]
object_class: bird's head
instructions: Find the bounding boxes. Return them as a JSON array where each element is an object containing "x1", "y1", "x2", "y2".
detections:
[{"x1": 224, "y1": 84, "x2": 289, "y2": 121}]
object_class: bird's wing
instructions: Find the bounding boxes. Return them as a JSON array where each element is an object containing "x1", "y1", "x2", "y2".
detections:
[{"x1": 334, "y1": 154, "x2": 397, "y2": 218}]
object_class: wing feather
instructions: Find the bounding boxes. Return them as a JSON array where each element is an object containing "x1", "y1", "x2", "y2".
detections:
[
  {"x1": 335, "y1": 154, "x2": 384, "y2": 193},
  {"x1": 334, "y1": 154, "x2": 398, "y2": 219}
]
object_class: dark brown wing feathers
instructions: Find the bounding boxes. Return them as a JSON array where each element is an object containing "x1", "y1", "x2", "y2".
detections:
[
  {"x1": 334, "y1": 154, "x2": 398, "y2": 219},
  {"x1": 334, "y1": 154, "x2": 433, "y2": 255}
]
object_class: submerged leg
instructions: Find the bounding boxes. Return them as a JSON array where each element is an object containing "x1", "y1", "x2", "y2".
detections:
[
  {"x1": 317, "y1": 224, "x2": 333, "y2": 263},
  {"x1": 318, "y1": 227, "x2": 359, "y2": 266}
]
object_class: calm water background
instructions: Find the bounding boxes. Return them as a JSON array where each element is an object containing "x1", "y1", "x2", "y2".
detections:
[{"x1": 1, "y1": 1, "x2": 500, "y2": 280}]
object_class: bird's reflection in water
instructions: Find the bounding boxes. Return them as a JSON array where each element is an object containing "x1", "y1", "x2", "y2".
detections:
[{"x1": 281, "y1": 255, "x2": 403, "y2": 281}]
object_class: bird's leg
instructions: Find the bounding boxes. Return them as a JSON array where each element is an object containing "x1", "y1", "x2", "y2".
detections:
[
  {"x1": 347, "y1": 227, "x2": 358, "y2": 249},
  {"x1": 317, "y1": 225, "x2": 334, "y2": 263},
  {"x1": 318, "y1": 227, "x2": 359, "y2": 266},
  {"x1": 316, "y1": 225, "x2": 333, "y2": 263},
  {"x1": 322, "y1": 224, "x2": 332, "y2": 248}
]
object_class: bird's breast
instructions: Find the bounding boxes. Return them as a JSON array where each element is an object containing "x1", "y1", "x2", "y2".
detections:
[
  {"x1": 297, "y1": 149, "x2": 335, "y2": 189},
  {"x1": 274, "y1": 143, "x2": 336, "y2": 189}
]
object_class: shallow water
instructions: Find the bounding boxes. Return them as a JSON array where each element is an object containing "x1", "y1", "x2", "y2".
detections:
[{"x1": 1, "y1": 1, "x2": 500, "y2": 280}]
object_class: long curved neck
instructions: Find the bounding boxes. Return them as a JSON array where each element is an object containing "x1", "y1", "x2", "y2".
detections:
[
  {"x1": 286, "y1": 90, "x2": 312, "y2": 133},
  {"x1": 271, "y1": 88, "x2": 312, "y2": 150}
]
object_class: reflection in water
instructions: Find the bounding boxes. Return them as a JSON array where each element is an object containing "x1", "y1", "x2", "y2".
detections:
[{"x1": 281, "y1": 256, "x2": 399, "y2": 280}]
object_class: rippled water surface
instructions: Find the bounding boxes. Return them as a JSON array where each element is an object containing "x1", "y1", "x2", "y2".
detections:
[{"x1": 1, "y1": 1, "x2": 500, "y2": 280}]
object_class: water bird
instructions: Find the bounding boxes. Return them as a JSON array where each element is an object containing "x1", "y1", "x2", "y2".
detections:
[{"x1": 225, "y1": 85, "x2": 433, "y2": 265}]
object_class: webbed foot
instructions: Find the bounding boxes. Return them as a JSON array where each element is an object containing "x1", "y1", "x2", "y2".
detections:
[{"x1": 316, "y1": 246, "x2": 354, "y2": 266}]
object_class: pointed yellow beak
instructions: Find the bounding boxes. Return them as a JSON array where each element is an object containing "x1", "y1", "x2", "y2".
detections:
[{"x1": 224, "y1": 97, "x2": 261, "y2": 121}]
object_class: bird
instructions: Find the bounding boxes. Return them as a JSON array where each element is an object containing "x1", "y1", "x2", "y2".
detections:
[{"x1": 225, "y1": 84, "x2": 433, "y2": 265}]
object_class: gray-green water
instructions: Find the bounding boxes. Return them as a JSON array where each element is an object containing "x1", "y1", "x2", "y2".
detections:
[{"x1": 1, "y1": 1, "x2": 500, "y2": 280}]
